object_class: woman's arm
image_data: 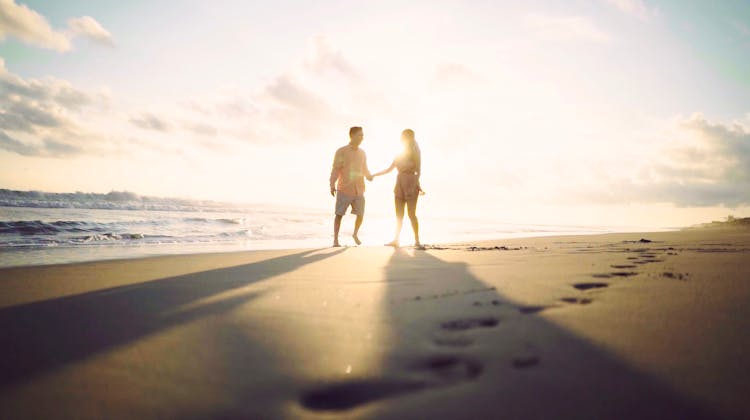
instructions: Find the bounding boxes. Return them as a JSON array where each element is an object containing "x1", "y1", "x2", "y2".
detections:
[
  {"x1": 414, "y1": 148, "x2": 421, "y2": 179},
  {"x1": 415, "y1": 147, "x2": 423, "y2": 192},
  {"x1": 372, "y1": 161, "x2": 396, "y2": 177}
]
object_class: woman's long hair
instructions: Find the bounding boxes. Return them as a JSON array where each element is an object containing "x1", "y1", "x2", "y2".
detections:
[{"x1": 401, "y1": 129, "x2": 419, "y2": 164}]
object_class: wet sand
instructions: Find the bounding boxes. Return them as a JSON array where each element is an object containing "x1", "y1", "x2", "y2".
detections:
[{"x1": 1, "y1": 228, "x2": 749, "y2": 419}]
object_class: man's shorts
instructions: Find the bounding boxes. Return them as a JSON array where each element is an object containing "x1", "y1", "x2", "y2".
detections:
[{"x1": 335, "y1": 193, "x2": 365, "y2": 216}]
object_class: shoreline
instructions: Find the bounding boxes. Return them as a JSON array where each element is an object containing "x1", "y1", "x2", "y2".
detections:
[
  {"x1": 0, "y1": 229, "x2": 700, "y2": 311},
  {"x1": 0, "y1": 227, "x2": 678, "y2": 270}
]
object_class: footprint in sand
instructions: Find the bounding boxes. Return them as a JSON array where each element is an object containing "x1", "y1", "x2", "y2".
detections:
[
  {"x1": 593, "y1": 271, "x2": 637, "y2": 278},
  {"x1": 662, "y1": 272, "x2": 688, "y2": 280},
  {"x1": 572, "y1": 282, "x2": 609, "y2": 291},
  {"x1": 611, "y1": 271, "x2": 638, "y2": 277},
  {"x1": 300, "y1": 380, "x2": 426, "y2": 411},
  {"x1": 511, "y1": 355, "x2": 541, "y2": 369},
  {"x1": 299, "y1": 355, "x2": 482, "y2": 411},
  {"x1": 634, "y1": 259, "x2": 665, "y2": 265},
  {"x1": 560, "y1": 297, "x2": 593, "y2": 305},
  {"x1": 409, "y1": 355, "x2": 482, "y2": 381},
  {"x1": 611, "y1": 264, "x2": 637, "y2": 269},
  {"x1": 440, "y1": 317, "x2": 499, "y2": 331},
  {"x1": 516, "y1": 305, "x2": 553, "y2": 314}
]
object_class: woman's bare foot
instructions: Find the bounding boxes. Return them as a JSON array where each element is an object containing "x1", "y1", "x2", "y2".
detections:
[
  {"x1": 385, "y1": 240, "x2": 400, "y2": 247},
  {"x1": 352, "y1": 234, "x2": 362, "y2": 246},
  {"x1": 333, "y1": 241, "x2": 341, "y2": 247}
]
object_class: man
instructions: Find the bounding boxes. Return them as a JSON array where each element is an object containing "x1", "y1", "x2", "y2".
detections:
[{"x1": 329, "y1": 126, "x2": 373, "y2": 247}]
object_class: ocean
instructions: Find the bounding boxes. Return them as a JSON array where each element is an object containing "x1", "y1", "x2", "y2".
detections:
[{"x1": 0, "y1": 189, "x2": 625, "y2": 268}]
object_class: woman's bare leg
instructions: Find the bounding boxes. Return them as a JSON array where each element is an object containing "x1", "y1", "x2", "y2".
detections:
[
  {"x1": 407, "y1": 197, "x2": 420, "y2": 246},
  {"x1": 388, "y1": 197, "x2": 406, "y2": 246}
]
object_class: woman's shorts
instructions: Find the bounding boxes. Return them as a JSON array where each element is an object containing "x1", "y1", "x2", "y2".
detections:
[{"x1": 394, "y1": 172, "x2": 420, "y2": 200}]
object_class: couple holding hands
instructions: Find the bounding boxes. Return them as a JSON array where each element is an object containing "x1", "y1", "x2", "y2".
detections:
[{"x1": 329, "y1": 126, "x2": 423, "y2": 248}]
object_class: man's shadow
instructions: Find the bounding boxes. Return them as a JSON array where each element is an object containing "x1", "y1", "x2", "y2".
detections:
[
  {"x1": 0, "y1": 248, "x2": 346, "y2": 392},
  {"x1": 301, "y1": 248, "x2": 716, "y2": 419}
]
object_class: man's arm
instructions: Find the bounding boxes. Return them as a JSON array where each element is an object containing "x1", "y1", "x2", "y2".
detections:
[
  {"x1": 329, "y1": 149, "x2": 342, "y2": 196},
  {"x1": 364, "y1": 153, "x2": 373, "y2": 181}
]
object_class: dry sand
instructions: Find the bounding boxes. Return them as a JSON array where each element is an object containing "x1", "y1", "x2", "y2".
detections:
[{"x1": 0, "y1": 228, "x2": 748, "y2": 419}]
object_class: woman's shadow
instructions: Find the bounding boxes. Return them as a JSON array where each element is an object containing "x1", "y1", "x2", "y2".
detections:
[{"x1": 301, "y1": 247, "x2": 716, "y2": 419}]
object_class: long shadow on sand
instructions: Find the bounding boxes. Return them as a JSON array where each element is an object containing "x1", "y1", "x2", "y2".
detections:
[
  {"x1": 301, "y1": 248, "x2": 718, "y2": 419},
  {"x1": 0, "y1": 248, "x2": 345, "y2": 391}
]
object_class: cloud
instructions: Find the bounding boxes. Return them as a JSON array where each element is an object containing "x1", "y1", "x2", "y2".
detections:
[
  {"x1": 0, "y1": 130, "x2": 38, "y2": 155},
  {"x1": 0, "y1": 58, "x2": 103, "y2": 157},
  {"x1": 265, "y1": 75, "x2": 331, "y2": 115},
  {"x1": 0, "y1": 0, "x2": 112, "y2": 52},
  {"x1": 216, "y1": 96, "x2": 259, "y2": 118},
  {"x1": 0, "y1": 60, "x2": 95, "y2": 109},
  {"x1": 0, "y1": 131, "x2": 82, "y2": 157},
  {"x1": 575, "y1": 114, "x2": 750, "y2": 207},
  {"x1": 0, "y1": 59, "x2": 84, "y2": 136},
  {"x1": 603, "y1": 0, "x2": 658, "y2": 21},
  {"x1": 523, "y1": 14, "x2": 610, "y2": 44},
  {"x1": 0, "y1": 59, "x2": 177, "y2": 158},
  {"x1": 652, "y1": 114, "x2": 750, "y2": 206},
  {"x1": 304, "y1": 35, "x2": 360, "y2": 81},
  {"x1": 130, "y1": 113, "x2": 172, "y2": 131},
  {"x1": 159, "y1": 36, "x2": 379, "y2": 147},
  {"x1": 67, "y1": 16, "x2": 113, "y2": 46},
  {"x1": 260, "y1": 74, "x2": 340, "y2": 140},
  {"x1": 0, "y1": 0, "x2": 70, "y2": 51},
  {"x1": 0, "y1": 99, "x2": 66, "y2": 131},
  {"x1": 173, "y1": 76, "x2": 343, "y2": 145},
  {"x1": 182, "y1": 122, "x2": 217, "y2": 136}
]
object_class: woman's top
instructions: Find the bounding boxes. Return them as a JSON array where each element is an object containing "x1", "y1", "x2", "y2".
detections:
[
  {"x1": 393, "y1": 144, "x2": 421, "y2": 200},
  {"x1": 394, "y1": 144, "x2": 421, "y2": 175}
]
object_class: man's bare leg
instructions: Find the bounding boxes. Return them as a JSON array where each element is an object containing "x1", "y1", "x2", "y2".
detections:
[
  {"x1": 333, "y1": 215, "x2": 343, "y2": 247},
  {"x1": 352, "y1": 214, "x2": 363, "y2": 245}
]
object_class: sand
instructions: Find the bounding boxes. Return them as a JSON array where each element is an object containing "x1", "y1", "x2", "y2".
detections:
[{"x1": 0, "y1": 228, "x2": 749, "y2": 419}]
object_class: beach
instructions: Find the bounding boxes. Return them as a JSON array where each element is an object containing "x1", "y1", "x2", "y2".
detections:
[{"x1": 1, "y1": 227, "x2": 748, "y2": 419}]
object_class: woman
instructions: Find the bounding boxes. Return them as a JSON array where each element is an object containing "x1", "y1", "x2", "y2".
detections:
[{"x1": 373, "y1": 129, "x2": 423, "y2": 248}]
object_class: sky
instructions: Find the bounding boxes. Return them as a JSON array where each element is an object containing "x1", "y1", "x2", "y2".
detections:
[{"x1": 1, "y1": 0, "x2": 749, "y2": 228}]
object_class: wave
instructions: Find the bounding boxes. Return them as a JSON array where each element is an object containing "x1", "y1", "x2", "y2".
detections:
[
  {"x1": 0, "y1": 232, "x2": 156, "y2": 248},
  {"x1": 78, "y1": 233, "x2": 147, "y2": 242},
  {"x1": 183, "y1": 217, "x2": 244, "y2": 224},
  {"x1": 0, "y1": 220, "x2": 90, "y2": 235},
  {"x1": 0, "y1": 216, "x2": 304, "y2": 249},
  {"x1": 0, "y1": 220, "x2": 142, "y2": 236},
  {"x1": 0, "y1": 217, "x2": 251, "y2": 237},
  {"x1": 0, "y1": 189, "x2": 232, "y2": 212}
]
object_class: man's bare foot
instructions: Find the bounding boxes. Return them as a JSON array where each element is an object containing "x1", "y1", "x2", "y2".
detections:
[
  {"x1": 333, "y1": 241, "x2": 341, "y2": 247},
  {"x1": 352, "y1": 234, "x2": 361, "y2": 246},
  {"x1": 385, "y1": 240, "x2": 399, "y2": 247},
  {"x1": 415, "y1": 242, "x2": 425, "y2": 250}
]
